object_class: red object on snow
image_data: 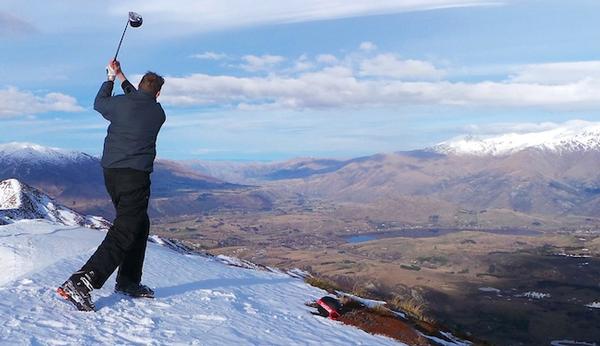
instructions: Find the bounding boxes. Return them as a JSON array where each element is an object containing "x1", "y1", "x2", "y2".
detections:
[{"x1": 317, "y1": 297, "x2": 341, "y2": 320}]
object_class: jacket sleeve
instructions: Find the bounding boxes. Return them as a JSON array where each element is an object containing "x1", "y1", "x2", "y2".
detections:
[
  {"x1": 93, "y1": 81, "x2": 115, "y2": 121},
  {"x1": 121, "y1": 79, "x2": 136, "y2": 94}
]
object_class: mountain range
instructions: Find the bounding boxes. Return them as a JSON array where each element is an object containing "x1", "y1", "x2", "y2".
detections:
[
  {"x1": 0, "y1": 142, "x2": 234, "y2": 199},
  {"x1": 434, "y1": 121, "x2": 600, "y2": 156},
  {"x1": 0, "y1": 142, "x2": 249, "y2": 218},
  {"x1": 1, "y1": 122, "x2": 599, "y2": 224},
  {"x1": 190, "y1": 123, "x2": 600, "y2": 223}
]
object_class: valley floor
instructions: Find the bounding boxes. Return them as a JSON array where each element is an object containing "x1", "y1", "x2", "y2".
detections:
[{"x1": 154, "y1": 209, "x2": 600, "y2": 345}]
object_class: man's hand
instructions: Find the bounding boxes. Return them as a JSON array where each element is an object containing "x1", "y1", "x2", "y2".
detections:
[
  {"x1": 111, "y1": 59, "x2": 127, "y2": 82},
  {"x1": 107, "y1": 59, "x2": 127, "y2": 82},
  {"x1": 106, "y1": 60, "x2": 117, "y2": 81}
]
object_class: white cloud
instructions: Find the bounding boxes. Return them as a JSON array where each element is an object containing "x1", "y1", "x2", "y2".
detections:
[
  {"x1": 510, "y1": 61, "x2": 600, "y2": 84},
  {"x1": 0, "y1": 87, "x2": 83, "y2": 117},
  {"x1": 317, "y1": 54, "x2": 338, "y2": 64},
  {"x1": 240, "y1": 55, "x2": 285, "y2": 72},
  {"x1": 359, "y1": 41, "x2": 377, "y2": 51},
  {"x1": 157, "y1": 45, "x2": 600, "y2": 112},
  {"x1": 359, "y1": 53, "x2": 445, "y2": 80},
  {"x1": 291, "y1": 54, "x2": 314, "y2": 72},
  {"x1": 191, "y1": 52, "x2": 228, "y2": 60},
  {"x1": 160, "y1": 68, "x2": 600, "y2": 111}
]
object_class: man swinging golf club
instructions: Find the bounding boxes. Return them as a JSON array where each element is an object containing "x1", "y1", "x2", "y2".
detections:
[{"x1": 57, "y1": 59, "x2": 166, "y2": 311}]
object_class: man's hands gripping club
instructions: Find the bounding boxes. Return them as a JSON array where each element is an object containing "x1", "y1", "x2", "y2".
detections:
[{"x1": 106, "y1": 59, "x2": 127, "y2": 82}]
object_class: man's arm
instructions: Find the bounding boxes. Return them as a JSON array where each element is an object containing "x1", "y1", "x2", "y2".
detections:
[
  {"x1": 121, "y1": 79, "x2": 136, "y2": 94},
  {"x1": 93, "y1": 81, "x2": 115, "y2": 121},
  {"x1": 94, "y1": 59, "x2": 126, "y2": 120},
  {"x1": 113, "y1": 60, "x2": 136, "y2": 95}
]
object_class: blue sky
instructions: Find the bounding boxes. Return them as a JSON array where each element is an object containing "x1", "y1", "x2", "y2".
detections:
[{"x1": 1, "y1": 0, "x2": 600, "y2": 160}]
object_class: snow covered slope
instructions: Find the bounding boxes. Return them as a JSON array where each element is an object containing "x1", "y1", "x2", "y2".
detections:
[
  {"x1": 434, "y1": 121, "x2": 600, "y2": 156},
  {"x1": 0, "y1": 220, "x2": 401, "y2": 345},
  {"x1": 0, "y1": 179, "x2": 109, "y2": 228}
]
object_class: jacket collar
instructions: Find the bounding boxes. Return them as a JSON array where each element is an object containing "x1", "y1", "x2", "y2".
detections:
[{"x1": 137, "y1": 89, "x2": 157, "y2": 100}]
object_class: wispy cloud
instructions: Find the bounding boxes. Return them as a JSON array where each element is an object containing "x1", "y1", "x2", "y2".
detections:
[
  {"x1": 359, "y1": 53, "x2": 445, "y2": 80},
  {"x1": 316, "y1": 54, "x2": 338, "y2": 64},
  {"x1": 0, "y1": 11, "x2": 37, "y2": 37},
  {"x1": 190, "y1": 52, "x2": 229, "y2": 60},
  {"x1": 0, "y1": 87, "x2": 83, "y2": 117},
  {"x1": 509, "y1": 61, "x2": 600, "y2": 84},
  {"x1": 359, "y1": 41, "x2": 377, "y2": 52},
  {"x1": 111, "y1": 1, "x2": 503, "y2": 34},
  {"x1": 458, "y1": 121, "x2": 579, "y2": 136},
  {"x1": 240, "y1": 55, "x2": 286, "y2": 72}
]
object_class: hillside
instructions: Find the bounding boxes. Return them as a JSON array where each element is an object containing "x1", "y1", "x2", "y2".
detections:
[
  {"x1": 0, "y1": 178, "x2": 479, "y2": 345},
  {"x1": 0, "y1": 220, "x2": 405, "y2": 345},
  {"x1": 0, "y1": 181, "x2": 405, "y2": 345},
  {"x1": 277, "y1": 149, "x2": 600, "y2": 216}
]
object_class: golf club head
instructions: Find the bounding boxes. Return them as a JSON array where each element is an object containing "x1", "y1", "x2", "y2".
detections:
[{"x1": 128, "y1": 11, "x2": 143, "y2": 27}]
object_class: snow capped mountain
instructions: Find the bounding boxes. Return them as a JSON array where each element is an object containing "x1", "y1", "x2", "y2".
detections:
[
  {"x1": 434, "y1": 121, "x2": 600, "y2": 156},
  {"x1": 0, "y1": 143, "x2": 238, "y2": 219},
  {"x1": 0, "y1": 142, "x2": 95, "y2": 165},
  {"x1": 0, "y1": 178, "x2": 109, "y2": 228}
]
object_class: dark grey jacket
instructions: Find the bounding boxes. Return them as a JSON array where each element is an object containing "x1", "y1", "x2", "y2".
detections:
[{"x1": 94, "y1": 80, "x2": 166, "y2": 172}]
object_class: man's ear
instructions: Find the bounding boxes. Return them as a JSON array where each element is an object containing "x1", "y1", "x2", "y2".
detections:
[{"x1": 156, "y1": 90, "x2": 161, "y2": 99}]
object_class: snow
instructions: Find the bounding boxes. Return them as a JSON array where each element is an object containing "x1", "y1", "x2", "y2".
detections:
[
  {"x1": 424, "y1": 332, "x2": 472, "y2": 346},
  {"x1": 516, "y1": 291, "x2": 551, "y2": 299},
  {"x1": 216, "y1": 254, "x2": 266, "y2": 270},
  {"x1": 0, "y1": 220, "x2": 103, "y2": 286},
  {"x1": 551, "y1": 340, "x2": 598, "y2": 346},
  {"x1": 585, "y1": 302, "x2": 600, "y2": 309},
  {"x1": 434, "y1": 120, "x2": 600, "y2": 156},
  {"x1": 0, "y1": 179, "x2": 110, "y2": 229},
  {"x1": 0, "y1": 220, "x2": 403, "y2": 345},
  {"x1": 335, "y1": 291, "x2": 387, "y2": 309},
  {"x1": 0, "y1": 142, "x2": 93, "y2": 164},
  {"x1": 478, "y1": 287, "x2": 501, "y2": 294}
]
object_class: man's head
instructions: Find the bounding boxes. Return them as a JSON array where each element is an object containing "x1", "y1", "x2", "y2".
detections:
[{"x1": 138, "y1": 71, "x2": 164, "y2": 98}]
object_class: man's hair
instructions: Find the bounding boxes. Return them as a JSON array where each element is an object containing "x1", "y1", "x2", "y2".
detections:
[{"x1": 138, "y1": 71, "x2": 164, "y2": 96}]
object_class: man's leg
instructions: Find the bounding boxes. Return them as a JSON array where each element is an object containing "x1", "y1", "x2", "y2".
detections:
[
  {"x1": 79, "y1": 168, "x2": 150, "y2": 289},
  {"x1": 116, "y1": 210, "x2": 150, "y2": 286}
]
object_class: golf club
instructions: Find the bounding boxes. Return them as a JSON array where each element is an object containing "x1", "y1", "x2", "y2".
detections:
[{"x1": 114, "y1": 11, "x2": 143, "y2": 60}]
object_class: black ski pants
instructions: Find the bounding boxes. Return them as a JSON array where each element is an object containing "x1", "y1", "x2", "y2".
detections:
[{"x1": 81, "y1": 167, "x2": 151, "y2": 289}]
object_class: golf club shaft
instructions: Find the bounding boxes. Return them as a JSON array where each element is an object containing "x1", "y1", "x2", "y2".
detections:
[{"x1": 114, "y1": 19, "x2": 130, "y2": 60}]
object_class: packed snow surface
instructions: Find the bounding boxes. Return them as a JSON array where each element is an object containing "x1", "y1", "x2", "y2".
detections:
[
  {"x1": 434, "y1": 120, "x2": 600, "y2": 156},
  {"x1": 0, "y1": 220, "x2": 402, "y2": 345}
]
